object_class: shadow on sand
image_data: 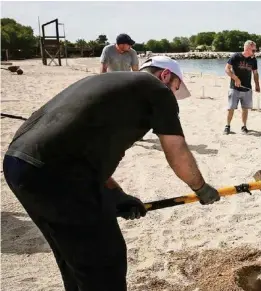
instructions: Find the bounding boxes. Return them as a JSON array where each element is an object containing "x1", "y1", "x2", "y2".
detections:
[
  {"x1": 1, "y1": 211, "x2": 50, "y2": 255},
  {"x1": 136, "y1": 138, "x2": 219, "y2": 155},
  {"x1": 247, "y1": 130, "x2": 261, "y2": 137}
]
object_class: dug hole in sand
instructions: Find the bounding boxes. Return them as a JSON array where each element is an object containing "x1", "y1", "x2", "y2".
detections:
[
  {"x1": 128, "y1": 246, "x2": 261, "y2": 291},
  {"x1": 1, "y1": 58, "x2": 261, "y2": 291},
  {"x1": 235, "y1": 265, "x2": 261, "y2": 291}
]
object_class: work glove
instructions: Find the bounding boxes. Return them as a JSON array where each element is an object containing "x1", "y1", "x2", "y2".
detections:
[
  {"x1": 116, "y1": 193, "x2": 147, "y2": 220},
  {"x1": 194, "y1": 183, "x2": 220, "y2": 205}
]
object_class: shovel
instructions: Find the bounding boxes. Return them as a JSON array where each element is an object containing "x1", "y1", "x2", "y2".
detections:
[{"x1": 143, "y1": 170, "x2": 261, "y2": 212}]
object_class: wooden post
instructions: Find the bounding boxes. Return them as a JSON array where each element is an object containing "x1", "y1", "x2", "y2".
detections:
[
  {"x1": 55, "y1": 19, "x2": 61, "y2": 66},
  {"x1": 38, "y1": 16, "x2": 43, "y2": 60},
  {"x1": 41, "y1": 24, "x2": 47, "y2": 65}
]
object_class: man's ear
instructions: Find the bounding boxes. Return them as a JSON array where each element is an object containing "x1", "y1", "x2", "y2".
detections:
[{"x1": 159, "y1": 69, "x2": 171, "y2": 84}]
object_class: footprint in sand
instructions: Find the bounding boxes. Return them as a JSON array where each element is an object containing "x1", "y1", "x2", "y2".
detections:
[
  {"x1": 21, "y1": 277, "x2": 38, "y2": 283},
  {"x1": 162, "y1": 229, "x2": 172, "y2": 236}
]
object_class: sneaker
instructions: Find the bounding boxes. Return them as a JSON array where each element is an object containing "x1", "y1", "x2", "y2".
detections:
[
  {"x1": 241, "y1": 126, "x2": 249, "y2": 134},
  {"x1": 224, "y1": 125, "x2": 230, "y2": 135}
]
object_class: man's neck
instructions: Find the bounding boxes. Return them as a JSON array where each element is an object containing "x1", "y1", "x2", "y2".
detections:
[
  {"x1": 242, "y1": 51, "x2": 251, "y2": 58},
  {"x1": 115, "y1": 44, "x2": 124, "y2": 54}
]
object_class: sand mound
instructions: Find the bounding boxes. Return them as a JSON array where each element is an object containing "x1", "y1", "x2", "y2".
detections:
[{"x1": 129, "y1": 247, "x2": 261, "y2": 291}]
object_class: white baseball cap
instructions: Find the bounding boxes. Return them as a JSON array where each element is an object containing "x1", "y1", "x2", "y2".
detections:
[{"x1": 140, "y1": 56, "x2": 191, "y2": 100}]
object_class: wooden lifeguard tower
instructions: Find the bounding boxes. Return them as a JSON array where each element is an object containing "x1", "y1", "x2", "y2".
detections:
[{"x1": 41, "y1": 18, "x2": 66, "y2": 66}]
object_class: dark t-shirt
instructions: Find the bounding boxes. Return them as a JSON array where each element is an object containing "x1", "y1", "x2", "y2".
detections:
[
  {"x1": 227, "y1": 53, "x2": 257, "y2": 92},
  {"x1": 6, "y1": 72, "x2": 184, "y2": 183}
]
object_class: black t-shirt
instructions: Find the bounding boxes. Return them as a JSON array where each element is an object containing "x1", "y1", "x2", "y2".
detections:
[
  {"x1": 6, "y1": 72, "x2": 184, "y2": 183},
  {"x1": 227, "y1": 52, "x2": 258, "y2": 92}
]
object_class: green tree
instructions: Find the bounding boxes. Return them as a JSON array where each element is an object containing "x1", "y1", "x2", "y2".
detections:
[
  {"x1": 171, "y1": 37, "x2": 190, "y2": 52},
  {"x1": 159, "y1": 38, "x2": 172, "y2": 52},
  {"x1": 1, "y1": 29, "x2": 10, "y2": 49},
  {"x1": 189, "y1": 35, "x2": 197, "y2": 50},
  {"x1": 223, "y1": 30, "x2": 248, "y2": 52},
  {"x1": 88, "y1": 40, "x2": 99, "y2": 50},
  {"x1": 64, "y1": 40, "x2": 75, "y2": 47},
  {"x1": 256, "y1": 36, "x2": 261, "y2": 49},
  {"x1": 180, "y1": 37, "x2": 190, "y2": 52},
  {"x1": 146, "y1": 39, "x2": 163, "y2": 52},
  {"x1": 75, "y1": 39, "x2": 88, "y2": 57},
  {"x1": 195, "y1": 32, "x2": 216, "y2": 46},
  {"x1": 87, "y1": 40, "x2": 102, "y2": 56},
  {"x1": 1, "y1": 18, "x2": 16, "y2": 26},
  {"x1": 212, "y1": 32, "x2": 227, "y2": 51},
  {"x1": 1, "y1": 18, "x2": 37, "y2": 52},
  {"x1": 96, "y1": 34, "x2": 108, "y2": 45},
  {"x1": 133, "y1": 42, "x2": 146, "y2": 52}
]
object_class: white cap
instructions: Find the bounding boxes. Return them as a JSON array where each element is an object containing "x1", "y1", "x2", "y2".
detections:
[{"x1": 140, "y1": 56, "x2": 191, "y2": 100}]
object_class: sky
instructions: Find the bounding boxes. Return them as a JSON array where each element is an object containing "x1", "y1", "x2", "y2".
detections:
[{"x1": 1, "y1": 1, "x2": 261, "y2": 43}]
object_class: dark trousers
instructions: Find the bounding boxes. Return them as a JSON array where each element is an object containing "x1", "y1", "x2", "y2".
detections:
[{"x1": 3, "y1": 155, "x2": 127, "y2": 291}]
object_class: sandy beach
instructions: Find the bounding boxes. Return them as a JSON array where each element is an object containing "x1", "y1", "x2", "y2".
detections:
[{"x1": 1, "y1": 58, "x2": 261, "y2": 291}]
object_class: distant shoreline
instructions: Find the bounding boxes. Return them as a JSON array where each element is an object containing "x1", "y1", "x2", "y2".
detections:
[
  {"x1": 140, "y1": 51, "x2": 261, "y2": 60},
  {"x1": 3, "y1": 51, "x2": 261, "y2": 63}
]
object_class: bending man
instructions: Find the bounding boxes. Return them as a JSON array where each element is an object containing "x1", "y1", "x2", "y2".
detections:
[{"x1": 3, "y1": 56, "x2": 220, "y2": 291}]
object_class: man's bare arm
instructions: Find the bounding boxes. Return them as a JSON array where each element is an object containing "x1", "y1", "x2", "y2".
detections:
[
  {"x1": 105, "y1": 177, "x2": 123, "y2": 191},
  {"x1": 131, "y1": 65, "x2": 139, "y2": 71},
  {"x1": 253, "y1": 70, "x2": 260, "y2": 85},
  {"x1": 225, "y1": 63, "x2": 239, "y2": 81},
  {"x1": 100, "y1": 63, "x2": 108, "y2": 74},
  {"x1": 131, "y1": 50, "x2": 139, "y2": 72},
  {"x1": 159, "y1": 134, "x2": 205, "y2": 190}
]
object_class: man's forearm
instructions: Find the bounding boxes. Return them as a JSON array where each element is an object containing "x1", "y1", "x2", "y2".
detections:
[
  {"x1": 105, "y1": 177, "x2": 123, "y2": 191},
  {"x1": 132, "y1": 65, "x2": 139, "y2": 71},
  {"x1": 100, "y1": 68, "x2": 107, "y2": 73},
  {"x1": 165, "y1": 142, "x2": 205, "y2": 190},
  {"x1": 225, "y1": 68, "x2": 238, "y2": 81},
  {"x1": 254, "y1": 72, "x2": 259, "y2": 85},
  {"x1": 100, "y1": 64, "x2": 108, "y2": 73}
]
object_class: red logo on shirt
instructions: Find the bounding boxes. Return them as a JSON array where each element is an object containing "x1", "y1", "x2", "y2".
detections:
[{"x1": 238, "y1": 61, "x2": 253, "y2": 71}]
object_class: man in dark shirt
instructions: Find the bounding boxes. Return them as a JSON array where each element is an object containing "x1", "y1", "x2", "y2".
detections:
[
  {"x1": 224, "y1": 40, "x2": 260, "y2": 134},
  {"x1": 3, "y1": 56, "x2": 220, "y2": 291}
]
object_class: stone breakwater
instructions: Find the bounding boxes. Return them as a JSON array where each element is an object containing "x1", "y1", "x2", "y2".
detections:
[{"x1": 140, "y1": 52, "x2": 261, "y2": 60}]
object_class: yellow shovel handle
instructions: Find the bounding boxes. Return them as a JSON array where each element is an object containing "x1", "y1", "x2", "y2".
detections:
[
  {"x1": 144, "y1": 181, "x2": 261, "y2": 211},
  {"x1": 175, "y1": 181, "x2": 261, "y2": 204}
]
